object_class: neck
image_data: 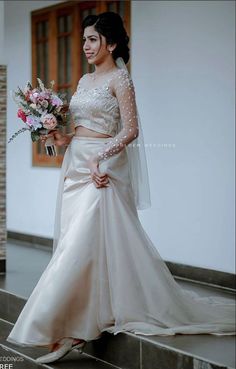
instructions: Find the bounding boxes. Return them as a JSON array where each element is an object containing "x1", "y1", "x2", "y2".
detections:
[{"x1": 94, "y1": 58, "x2": 117, "y2": 74}]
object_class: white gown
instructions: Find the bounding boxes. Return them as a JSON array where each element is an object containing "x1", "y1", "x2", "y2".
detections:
[{"x1": 6, "y1": 68, "x2": 235, "y2": 348}]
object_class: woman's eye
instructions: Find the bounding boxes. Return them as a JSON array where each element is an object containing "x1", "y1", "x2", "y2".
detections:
[{"x1": 83, "y1": 38, "x2": 96, "y2": 42}]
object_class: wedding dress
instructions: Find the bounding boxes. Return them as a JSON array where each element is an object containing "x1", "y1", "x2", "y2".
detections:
[{"x1": 6, "y1": 66, "x2": 235, "y2": 349}]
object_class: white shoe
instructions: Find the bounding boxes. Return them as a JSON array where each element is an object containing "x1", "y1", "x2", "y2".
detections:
[{"x1": 35, "y1": 338, "x2": 87, "y2": 364}]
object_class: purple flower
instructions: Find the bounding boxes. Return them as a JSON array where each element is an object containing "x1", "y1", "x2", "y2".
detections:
[
  {"x1": 51, "y1": 95, "x2": 63, "y2": 107},
  {"x1": 26, "y1": 115, "x2": 42, "y2": 130}
]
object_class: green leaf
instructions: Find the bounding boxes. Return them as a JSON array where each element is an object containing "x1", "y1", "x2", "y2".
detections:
[{"x1": 31, "y1": 130, "x2": 41, "y2": 142}]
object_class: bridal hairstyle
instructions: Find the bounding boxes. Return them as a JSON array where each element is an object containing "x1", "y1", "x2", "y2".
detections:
[{"x1": 81, "y1": 12, "x2": 130, "y2": 64}]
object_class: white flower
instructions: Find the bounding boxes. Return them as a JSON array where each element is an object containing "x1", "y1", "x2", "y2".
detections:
[{"x1": 41, "y1": 113, "x2": 57, "y2": 130}]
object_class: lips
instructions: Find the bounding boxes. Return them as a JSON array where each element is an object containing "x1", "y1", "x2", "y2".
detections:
[{"x1": 85, "y1": 54, "x2": 94, "y2": 58}]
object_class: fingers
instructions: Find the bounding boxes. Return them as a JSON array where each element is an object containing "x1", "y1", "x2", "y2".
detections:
[
  {"x1": 92, "y1": 177, "x2": 109, "y2": 187},
  {"x1": 40, "y1": 136, "x2": 47, "y2": 144},
  {"x1": 91, "y1": 172, "x2": 110, "y2": 188},
  {"x1": 88, "y1": 158, "x2": 110, "y2": 188},
  {"x1": 92, "y1": 174, "x2": 108, "y2": 183},
  {"x1": 40, "y1": 133, "x2": 54, "y2": 143}
]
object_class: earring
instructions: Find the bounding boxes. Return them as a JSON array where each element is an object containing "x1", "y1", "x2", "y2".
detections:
[{"x1": 110, "y1": 50, "x2": 112, "y2": 54}]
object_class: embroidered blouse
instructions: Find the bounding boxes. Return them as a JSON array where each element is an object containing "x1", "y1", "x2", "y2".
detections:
[{"x1": 69, "y1": 68, "x2": 139, "y2": 162}]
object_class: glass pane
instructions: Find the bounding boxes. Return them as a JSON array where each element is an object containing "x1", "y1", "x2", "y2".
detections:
[
  {"x1": 67, "y1": 14, "x2": 72, "y2": 33},
  {"x1": 42, "y1": 21, "x2": 46, "y2": 38},
  {"x1": 36, "y1": 20, "x2": 48, "y2": 40},
  {"x1": 43, "y1": 42, "x2": 48, "y2": 84},
  {"x1": 65, "y1": 36, "x2": 71, "y2": 83},
  {"x1": 36, "y1": 43, "x2": 41, "y2": 77},
  {"x1": 39, "y1": 43, "x2": 43, "y2": 79},
  {"x1": 58, "y1": 16, "x2": 64, "y2": 33},
  {"x1": 36, "y1": 22, "x2": 42, "y2": 40},
  {"x1": 39, "y1": 41, "x2": 48, "y2": 83},
  {"x1": 64, "y1": 15, "x2": 67, "y2": 32},
  {"x1": 44, "y1": 21, "x2": 48, "y2": 38},
  {"x1": 58, "y1": 37, "x2": 65, "y2": 84}
]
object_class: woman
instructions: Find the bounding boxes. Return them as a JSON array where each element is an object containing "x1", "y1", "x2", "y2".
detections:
[{"x1": 6, "y1": 12, "x2": 235, "y2": 364}]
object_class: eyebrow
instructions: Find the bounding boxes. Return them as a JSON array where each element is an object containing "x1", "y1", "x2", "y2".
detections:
[{"x1": 83, "y1": 35, "x2": 98, "y2": 39}]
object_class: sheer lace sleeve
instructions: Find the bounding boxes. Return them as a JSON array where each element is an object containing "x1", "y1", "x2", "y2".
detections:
[{"x1": 95, "y1": 69, "x2": 139, "y2": 162}]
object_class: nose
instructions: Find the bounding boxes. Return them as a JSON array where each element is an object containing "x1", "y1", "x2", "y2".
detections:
[{"x1": 83, "y1": 40, "x2": 90, "y2": 50}]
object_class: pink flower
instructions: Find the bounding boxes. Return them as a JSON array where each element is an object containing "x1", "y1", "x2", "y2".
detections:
[
  {"x1": 41, "y1": 113, "x2": 57, "y2": 130},
  {"x1": 17, "y1": 109, "x2": 27, "y2": 122}
]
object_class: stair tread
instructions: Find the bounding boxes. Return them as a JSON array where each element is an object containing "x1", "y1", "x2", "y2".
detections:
[
  {"x1": 0, "y1": 321, "x2": 118, "y2": 369},
  {"x1": 1, "y1": 318, "x2": 235, "y2": 369}
]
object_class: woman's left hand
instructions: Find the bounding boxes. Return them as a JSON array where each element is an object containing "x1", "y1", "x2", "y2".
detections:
[{"x1": 88, "y1": 155, "x2": 110, "y2": 188}]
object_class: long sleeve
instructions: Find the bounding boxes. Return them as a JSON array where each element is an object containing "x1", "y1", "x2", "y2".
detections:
[{"x1": 95, "y1": 69, "x2": 139, "y2": 162}]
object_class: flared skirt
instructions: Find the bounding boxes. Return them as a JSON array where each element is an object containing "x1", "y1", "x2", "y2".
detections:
[{"x1": 6, "y1": 136, "x2": 235, "y2": 347}]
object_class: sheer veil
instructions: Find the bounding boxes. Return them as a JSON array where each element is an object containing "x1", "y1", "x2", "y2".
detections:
[
  {"x1": 115, "y1": 56, "x2": 151, "y2": 210},
  {"x1": 52, "y1": 57, "x2": 151, "y2": 254}
]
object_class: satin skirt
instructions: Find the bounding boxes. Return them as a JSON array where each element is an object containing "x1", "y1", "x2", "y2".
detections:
[{"x1": 6, "y1": 136, "x2": 235, "y2": 348}]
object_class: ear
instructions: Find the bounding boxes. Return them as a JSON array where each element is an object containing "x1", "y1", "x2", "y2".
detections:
[{"x1": 108, "y1": 43, "x2": 117, "y2": 53}]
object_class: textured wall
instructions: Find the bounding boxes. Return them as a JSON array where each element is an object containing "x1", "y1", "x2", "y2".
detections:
[{"x1": 0, "y1": 65, "x2": 6, "y2": 273}]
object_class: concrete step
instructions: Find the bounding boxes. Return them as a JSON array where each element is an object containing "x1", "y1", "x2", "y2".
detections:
[
  {"x1": 0, "y1": 293, "x2": 235, "y2": 369},
  {"x1": 0, "y1": 319, "x2": 118, "y2": 369}
]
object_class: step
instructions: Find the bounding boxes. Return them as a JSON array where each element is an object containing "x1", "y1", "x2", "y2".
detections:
[
  {"x1": 0, "y1": 320, "x2": 119, "y2": 369},
  {"x1": 0, "y1": 298, "x2": 235, "y2": 369},
  {"x1": 0, "y1": 242, "x2": 235, "y2": 369}
]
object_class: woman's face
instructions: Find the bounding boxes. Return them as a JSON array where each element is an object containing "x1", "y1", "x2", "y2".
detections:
[{"x1": 83, "y1": 25, "x2": 115, "y2": 65}]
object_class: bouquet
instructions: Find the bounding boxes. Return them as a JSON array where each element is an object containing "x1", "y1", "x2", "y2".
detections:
[{"x1": 8, "y1": 78, "x2": 69, "y2": 156}]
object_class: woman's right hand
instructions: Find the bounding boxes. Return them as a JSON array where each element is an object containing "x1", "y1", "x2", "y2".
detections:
[{"x1": 87, "y1": 155, "x2": 110, "y2": 189}]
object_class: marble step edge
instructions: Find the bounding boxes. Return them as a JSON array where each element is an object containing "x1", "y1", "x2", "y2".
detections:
[{"x1": 0, "y1": 317, "x2": 233, "y2": 369}]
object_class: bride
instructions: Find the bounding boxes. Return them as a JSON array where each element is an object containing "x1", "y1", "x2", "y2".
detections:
[{"x1": 6, "y1": 11, "x2": 235, "y2": 364}]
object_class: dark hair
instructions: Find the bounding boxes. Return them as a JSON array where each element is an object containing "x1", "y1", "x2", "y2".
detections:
[{"x1": 82, "y1": 12, "x2": 130, "y2": 64}]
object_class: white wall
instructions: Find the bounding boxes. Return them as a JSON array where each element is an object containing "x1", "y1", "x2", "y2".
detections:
[
  {"x1": 6, "y1": 1, "x2": 235, "y2": 272},
  {"x1": 132, "y1": 1, "x2": 235, "y2": 273}
]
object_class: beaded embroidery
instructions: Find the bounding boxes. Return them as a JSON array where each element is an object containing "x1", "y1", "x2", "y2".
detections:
[{"x1": 69, "y1": 69, "x2": 139, "y2": 161}]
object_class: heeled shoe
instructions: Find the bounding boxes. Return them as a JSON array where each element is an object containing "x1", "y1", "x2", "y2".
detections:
[{"x1": 35, "y1": 338, "x2": 87, "y2": 364}]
